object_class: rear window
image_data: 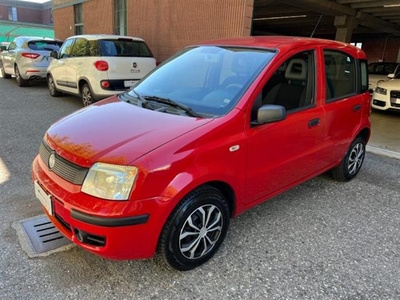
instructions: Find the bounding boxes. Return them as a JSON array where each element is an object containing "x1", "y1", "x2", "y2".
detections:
[
  {"x1": 99, "y1": 39, "x2": 153, "y2": 57},
  {"x1": 28, "y1": 40, "x2": 62, "y2": 51}
]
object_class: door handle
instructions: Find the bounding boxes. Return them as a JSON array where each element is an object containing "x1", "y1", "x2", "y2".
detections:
[
  {"x1": 353, "y1": 104, "x2": 362, "y2": 112},
  {"x1": 308, "y1": 118, "x2": 320, "y2": 128}
]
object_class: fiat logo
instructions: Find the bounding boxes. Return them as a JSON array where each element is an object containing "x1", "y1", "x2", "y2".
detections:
[
  {"x1": 132, "y1": 62, "x2": 137, "y2": 68},
  {"x1": 48, "y1": 153, "x2": 56, "y2": 170}
]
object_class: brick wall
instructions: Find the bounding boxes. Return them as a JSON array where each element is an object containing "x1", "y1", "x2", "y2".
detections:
[
  {"x1": 53, "y1": 0, "x2": 114, "y2": 40},
  {"x1": 0, "y1": 6, "x2": 7, "y2": 21},
  {"x1": 361, "y1": 36, "x2": 400, "y2": 63},
  {"x1": 53, "y1": 6, "x2": 74, "y2": 40},
  {"x1": 0, "y1": 5, "x2": 43, "y2": 23},
  {"x1": 41, "y1": 8, "x2": 53, "y2": 25},
  {"x1": 126, "y1": 0, "x2": 253, "y2": 62},
  {"x1": 15, "y1": 7, "x2": 43, "y2": 23},
  {"x1": 83, "y1": 0, "x2": 114, "y2": 34},
  {"x1": 52, "y1": 0, "x2": 252, "y2": 62}
]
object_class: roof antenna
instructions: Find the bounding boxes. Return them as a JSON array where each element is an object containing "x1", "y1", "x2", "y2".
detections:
[{"x1": 310, "y1": 15, "x2": 323, "y2": 38}]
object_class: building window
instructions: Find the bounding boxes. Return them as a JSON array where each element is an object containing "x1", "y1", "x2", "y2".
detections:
[
  {"x1": 74, "y1": 4, "x2": 84, "y2": 35},
  {"x1": 115, "y1": 0, "x2": 127, "y2": 35},
  {"x1": 8, "y1": 7, "x2": 18, "y2": 21}
]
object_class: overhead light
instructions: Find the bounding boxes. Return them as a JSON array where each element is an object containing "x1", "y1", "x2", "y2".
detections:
[
  {"x1": 253, "y1": 15, "x2": 307, "y2": 21},
  {"x1": 384, "y1": 4, "x2": 400, "y2": 7}
]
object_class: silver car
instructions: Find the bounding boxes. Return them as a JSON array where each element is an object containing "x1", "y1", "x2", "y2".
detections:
[{"x1": 0, "y1": 36, "x2": 62, "y2": 87}]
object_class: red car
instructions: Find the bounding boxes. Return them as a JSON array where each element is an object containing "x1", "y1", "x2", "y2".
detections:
[{"x1": 32, "y1": 36, "x2": 371, "y2": 271}]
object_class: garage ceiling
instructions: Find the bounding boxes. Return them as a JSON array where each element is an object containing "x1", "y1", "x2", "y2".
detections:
[{"x1": 252, "y1": 0, "x2": 400, "y2": 39}]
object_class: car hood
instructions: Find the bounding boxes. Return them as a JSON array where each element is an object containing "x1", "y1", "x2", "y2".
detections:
[
  {"x1": 45, "y1": 96, "x2": 213, "y2": 167},
  {"x1": 377, "y1": 78, "x2": 400, "y2": 89}
]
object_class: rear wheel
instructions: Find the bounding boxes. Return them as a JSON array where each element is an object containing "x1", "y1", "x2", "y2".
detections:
[
  {"x1": 0, "y1": 62, "x2": 11, "y2": 79},
  {"x1": 47, "y1": 75, "x2": 62, "y2": 97},
  {"x1": 157, "y1": 185, "x2": 230, "y2": 271},
  {"x1": 81, "y1": 83, "x2": 94, "y2": 106},
  {"x1": 15, "y1": 65, "x2": 29, "y2": 87},
  {"x1": 332, "y1": 137, "x2": 366, "y2": 181}
]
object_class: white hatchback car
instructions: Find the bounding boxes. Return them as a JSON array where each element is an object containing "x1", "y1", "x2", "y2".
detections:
[
  {"x1": 372, "y1": 73, "x2": 400, "y2": 111},
  {"x1": 47, "y1": 34, "x2": 157, "y2": 106}
]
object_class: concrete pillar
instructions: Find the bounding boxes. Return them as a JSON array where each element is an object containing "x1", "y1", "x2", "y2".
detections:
[{"x1": 334, "y1": 15, "x2": 357, "y2": 43}]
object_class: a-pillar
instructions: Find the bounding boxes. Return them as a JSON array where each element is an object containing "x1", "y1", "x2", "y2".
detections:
[{"x1": 334, "y1": 15, "x2": 357, "y2": 43}]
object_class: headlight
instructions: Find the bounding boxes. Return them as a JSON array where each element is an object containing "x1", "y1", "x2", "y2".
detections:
[
  {"x1": 81, "y1": 163, "x2": 138, "y2": 200},
  {"x1": 375, "y1": 87, "x2": 387, "y2": 95}
]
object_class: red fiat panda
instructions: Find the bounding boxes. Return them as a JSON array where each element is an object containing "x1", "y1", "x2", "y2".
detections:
[{"x1": 32, "y1": 36, "x2": 371, "y2": 271}]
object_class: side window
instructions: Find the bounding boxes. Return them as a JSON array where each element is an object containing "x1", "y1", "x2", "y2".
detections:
[
  {"x1": 59, "y1": 39, "x2": 75, "y2": 59},
  {"x1": 8, "y1": 42, "x2": 16, "y2": 50},
  {"x1": 87, "y1": 40, "x2": 99, "y2": 56},
  {"x1": 71, "y1": 38, "x2": 87, "y2": 57},
  {"x1": 258, "y1": 50, "x2": 315, "y2": 114},
  {"x1": 360, "y1": 60, "x2": 368, "y2": 92},
  {"x1": 324, "y1": 50, "x2": 356, "y2": 101}
]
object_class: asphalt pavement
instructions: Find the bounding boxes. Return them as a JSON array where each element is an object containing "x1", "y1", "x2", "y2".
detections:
[{"x1": 0, "y1": 76, "x2": 399, "y2": 300}]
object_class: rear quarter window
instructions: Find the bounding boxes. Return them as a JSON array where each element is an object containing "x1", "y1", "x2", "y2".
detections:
[{"x1": 324, "y1": 50, "x2": 357, "y2": 102}]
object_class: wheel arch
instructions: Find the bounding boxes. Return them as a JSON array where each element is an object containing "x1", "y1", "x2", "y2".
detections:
[{"x1": 356, "y1": 127, "x2": 371, "y2": 143}]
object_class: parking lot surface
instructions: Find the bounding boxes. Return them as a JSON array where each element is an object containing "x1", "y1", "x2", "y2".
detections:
[{"x1": 0, "y1": 77, "x2": 399, "y2": 299}]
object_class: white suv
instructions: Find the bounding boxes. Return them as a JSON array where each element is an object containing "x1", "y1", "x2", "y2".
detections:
[{"x1": 47, "y1": 34, "x2": 157, "y2": 106}]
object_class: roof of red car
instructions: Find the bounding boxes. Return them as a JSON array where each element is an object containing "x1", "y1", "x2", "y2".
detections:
[{"x1": 194, "y1": 36, "x2": 366, "y2": 58}]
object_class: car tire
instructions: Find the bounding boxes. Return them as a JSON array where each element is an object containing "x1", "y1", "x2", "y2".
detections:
[
  {"x1": 15, "y1": 65, "x2": 29, "y2": 87},
  {"x1": 81, "y1": 83, "x2": 95, "y2": 106},
  {"x1": 332, "y1": 137, "x2": 366, "y2": 182},
  {"x1": 157, "y1": 185, "x2": 230, "y2": 271},
  {"x1": 47, "y1": 75, "x2": 62, "y2": 97},
  {"x1": 0, "y1": 62, "x2": 11, "y2": 79}
]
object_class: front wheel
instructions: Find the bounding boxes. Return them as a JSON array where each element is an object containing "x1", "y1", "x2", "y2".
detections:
[
  {"x1": 15, "y1": 65, "x2": 29, "y2": 87},
  {"x1": 332, "y1": 137, "x2": 366, "y2": 181},
  {"x1": 157, "y1": 185, "x2": 230, "y2": 271},
  {"x1": 81, "y1": 83, "x2": 94, "y2": 106},
  {"x1": 47, "y1": 75, "x2": 62, "y2": 97}
]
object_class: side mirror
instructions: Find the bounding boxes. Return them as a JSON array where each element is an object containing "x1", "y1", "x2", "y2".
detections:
[
  {"x1": 50, "y1": 50, "x2": 58, "y2": 59},
  {"x1": 388, "y1": 73, "x2": 394, "y2": 79},
  {"x1": 255, "y1": 105, "x2": 286, "y2": 125}
]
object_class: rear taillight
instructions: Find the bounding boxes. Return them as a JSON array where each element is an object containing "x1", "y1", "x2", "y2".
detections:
[
  {"x1": 94, "y1": 60, "x2": 109, "y2": 71},
  {"x1": 21, "y1": 52, "x2": 40, "y2": 59}
]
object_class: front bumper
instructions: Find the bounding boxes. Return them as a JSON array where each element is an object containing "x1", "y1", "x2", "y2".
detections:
[
  {"x1": 372, "y1": 93, "x2": 400, "y2": 111},
  {"x1": 32, "y1": 155, "x2": 171, "y2": 260}
]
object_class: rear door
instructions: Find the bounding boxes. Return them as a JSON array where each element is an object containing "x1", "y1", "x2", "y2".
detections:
[{"x1": 319, "y1": 49, "x2": 365, "y2": 165}]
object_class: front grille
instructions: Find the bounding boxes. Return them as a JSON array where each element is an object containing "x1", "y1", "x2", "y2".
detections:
[
  {"x1": 390, "y1": 90, "x2": 400, "y2": 98},
  {"x1": 39, "y1": 140, "x2": 88, "y2": 185},
  {"x1": 55, "y1": 213, "x2": 72, "y2": 232}
]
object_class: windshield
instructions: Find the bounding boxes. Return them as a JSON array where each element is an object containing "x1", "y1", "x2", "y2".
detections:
[
  {"x1": 368, "y1": 62, "x2": 398, "y2": 75},
  {"x1": 127, "y1": 46, "x2": 275, "y2": 117}
]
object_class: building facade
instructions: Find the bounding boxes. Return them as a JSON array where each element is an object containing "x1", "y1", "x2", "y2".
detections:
[
  {"x1": 0, "y1": 0, "x2": 53, "y2": 25},
  {"x1": 52, "y1": 0, "x2": 253, "y2": 62},
  {"x1": 0, "y1": 0, "x2": 54, "y2": 42}
]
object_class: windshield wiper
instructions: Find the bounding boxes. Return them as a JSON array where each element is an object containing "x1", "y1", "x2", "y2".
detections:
[
  {"x1": 144, "y1": 96, "x2": 202, "y2": 118},
  {"x1": 132, "y1": 89, "x2": 153, "y2": 109}
]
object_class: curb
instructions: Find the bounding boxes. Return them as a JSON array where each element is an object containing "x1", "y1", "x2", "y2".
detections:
[{"x1": 366, "y1": 145, "x2": 400, "y2": 160}]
